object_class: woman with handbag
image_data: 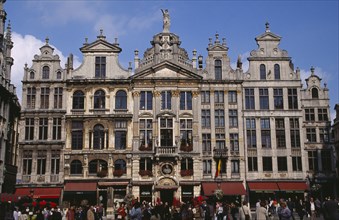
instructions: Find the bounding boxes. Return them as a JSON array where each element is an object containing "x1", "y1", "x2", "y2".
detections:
[{"x1": 239, "y1": 201, "x2": 252, "y2": 220}]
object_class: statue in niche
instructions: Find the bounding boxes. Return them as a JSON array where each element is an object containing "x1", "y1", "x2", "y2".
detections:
[{"x1": 161, "y1": 9, "x2": 170, "y2": 33}]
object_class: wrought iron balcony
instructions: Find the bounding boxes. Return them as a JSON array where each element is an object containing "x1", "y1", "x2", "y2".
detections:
[{"x1": 213, "y1": 147, "x2": 228, "y2": 158}]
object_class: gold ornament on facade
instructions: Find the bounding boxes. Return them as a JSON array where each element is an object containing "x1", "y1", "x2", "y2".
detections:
[
  {"x1": 132, "y1": 91, "x2": 140, "y2": 97},
  {"x1": 192, "y1": 91, "x2": 200, "y2": 97},
  {"x1": 171, "y1": 90, "x2": 180, "y2": 97},
  {"x1": 153, "y1": 90, "x2": 161, "y2": 97}
]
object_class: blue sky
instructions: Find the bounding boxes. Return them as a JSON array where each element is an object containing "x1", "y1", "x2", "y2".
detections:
[{"x1": 4, "y1": 0, "x2": 339, "y2": 121}]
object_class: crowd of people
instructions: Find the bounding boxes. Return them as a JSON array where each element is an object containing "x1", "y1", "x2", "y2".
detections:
[{"x1": 8, "y1": 195, "x2": 339, "y2": 220}]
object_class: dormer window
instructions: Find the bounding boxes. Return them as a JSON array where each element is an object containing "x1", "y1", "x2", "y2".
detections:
[
  {"x1": 95, "y1": 56, "x2": 106, "y2": 78},
  {"x1": 42, "y1": 66, "x2": 50, "y2": 79},
  {"x1": 274, "y1": 64, "x2": 280, "y2": 80},
  {"x1": 215, "y1": 59, "x2": 222, "y2": 80},
  {"x1": 56, "y1": 71, "x2": 62, "y2": 79},
  {"x1": 311, "y1": 88, "x2": 319, "y2": 99},
  {"x1": 260, "y1": 64, "x2": 266, "y2": 80}
]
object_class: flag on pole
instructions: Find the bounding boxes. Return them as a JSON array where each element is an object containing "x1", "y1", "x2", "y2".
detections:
[{"x1": 215, "y1": 159, "x2": 221, "y2": 178}]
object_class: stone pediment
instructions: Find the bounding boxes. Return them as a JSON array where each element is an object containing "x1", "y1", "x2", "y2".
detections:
[
  {"x1": 80, "y1": 39, "x2": 122, "y2": 53},
  {"x1": 255, "y1": 32, "x2": 281, "y2": 41},
  {"x1": 207, "y1": 44, "x2": 228, "y2": 52},
  {"x1": 131, "y1": 61, "x2": 201, "y2": 80}
]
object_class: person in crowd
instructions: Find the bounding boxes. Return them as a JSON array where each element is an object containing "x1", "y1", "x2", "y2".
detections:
[
  {"x1": 323, "y1": 196, "x2": 339, "y2": 220},
  {"x1": 13, "y1": 206, "x2": 19, "y2": 220},
  {"x1": 86, "y1": 206, "x2": 95, "y2": 220},
  {"x1": 256, "y1": 201, "x2": 268, "y2": 220},
  {"x1": 200, "y1": 200, "x2": 211, "y2": 220},
  {"x1": 130, "y1": 202, "x2": 142, "y2": 220},
  {"x1": 230, "y1": 202, "x2": 238, "y2": 220},
  {"x1": 36, "y1": 209, "x2": 44, "y2": 220},
  {"x1": 295, "y1": 198, "x2": 305, "y2": 220},
  {"x1": 239, "y1": 200, "x2": 251, "y2": 220},
  {"x1": 278, "y1": 202, "x2": 292, "y2": 220},
  {"x1": 306, "y1": 197, "x2": 317, "y2": 220},
  {"x1": 117, "y1": 203, "x2": 127, "y2": 220},
  {"x1": 66, "y1": 206, "x2": 75, "y2": 220},
  {"x1": 286, "y1": 198, "x2": 295, "y2": 220}
]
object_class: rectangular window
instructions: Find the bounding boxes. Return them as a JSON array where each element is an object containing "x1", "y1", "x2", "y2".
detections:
[
  {"x1": 115, "y1": 131, "x2": 127, "y2": 150},
  {"x1": 202, "y1": 133, "x2": 211, "y2": 153},
  {"x1": 25, "y1": 118, "x2": 35, "y2": 140},
  {"x1": 40, "y1": 87, "x2": 50, "y2": 109},
  {"x1": 246, "y1": 118, "x2": 256, "y2": 148},
  {"x1": 319, "y1": 128, "x2": 329, "y2": 143},
  {"x1": 263, "y1": 157, "x2": 273, "y2": 171},
  {"x1": 27, "y1": 87, "x2": 36, "y2": 109},
  {"x1": 51, "y1": 150, "x2": 60, "y2": 175},
  {"x1": 321, "y1": 150, "x2": 332, "y2": 172},
  {"x1": 308, "y1": 151, "x2": 318, "y2": 171},
  {"x1": 160, "y1": 118, "x2": 173, "y2": 147},
  {"x1": 318, "y1": 108, "x2": 328, "y2": 121},
  {"x1": 214, "y1": 91, "x2": 224, "y2": 104},
  {"x1": 161, "y1": 91, "x2": 172, "y2": 110},
  {"x1": 261, "y1": 118, "x2": 271, "y2": 148},
  {"x1": 95, "y1": 56, "x2": 106, "y2": 78},
  {"x1": 215, "y1": 133, "x2": 225, "y2": 149},
  {"x1": 273, "y1": 88, "x2": 283, "y2": 109},
  {"x1": 228, "y1": 91, "x2": 237, "y2": 104},
  {"x1": 259, "y1": 88, "x2": 269, "y2": 109},
  {"x1": 245, "y1": 88, "x2": 255, "y2": 110},
  {"x1": 37, "y1": 150, "x2": 47, "y2": 175},
  {"x1": 139, "y1": 119, "x2": 153, "y2": 149},
  {"x1": 180, "y1": 119, "x2": 193, "y2": 150},
  {"x1": 180, "y1": 91, "x2": 192, "y2": 110},
  {"x1": 288, "y1": 88, "x2": 298, "y2": 109},
  {"x1": 54, "y1": 87, "x2": 63, "y2": 109},
  {"x1": 140, "y1": 91, "x2": 153, "y2": 110},
  {"x1": 248, "y1": 157, "x2": 258, "y2": 172},
  {"x1": 275, "y1": 118, "x2": 286, "y2": 148},
  {"x1": 306, "y1": 128, "x2": 317, "y2": 143},
  {"x1": 203, "y1": 160, "x2": 212, "y2": 174},
  {"x1": 39, "y1": 118, "x2": 48, "y2": 140},
  {"x1": 72, "y1": 121, "x2": 83, "y2": 150},
  {"x1": 231, "y1": 160, "x2": 240, "y2": 174},
  {"x1": 201, "y1": 109, "x2": 211, "y2": 128},
  {"x1": 277, "y1": 157, "x2": 288, "y2": 172},
  {"x1": 290, "y1": 118, "x2": 300, "y2": 148},
  {"x1": 215, "y1": 110, "x2": 225, "y2": 127},
  {"x1": 52, "y1": 118, "x2": 62, "y2": 140},
  {"x1": 305, "y1": 108, "x2": 315, "y2": 121},
  {"x1": 140, "y1": 158, "x2": 152, "y2": 171},
  {"x1": 230, "y1": 133, "x2": 239, "y2": 152},
  {"x1": 229, "y1": 109, "x2": 238, "y2": 127},
  {"x1": 22, "y1": 150, "x2": 32, "y2": 175},
  {"x1": 292, "y1": 156, "x2": 302, "y2": 171},
  {"x1": 201, "y1": 91, "x2": 210, "y2": 104}
]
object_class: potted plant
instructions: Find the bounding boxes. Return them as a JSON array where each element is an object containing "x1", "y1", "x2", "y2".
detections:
[
  {"x1": 139, "y1": 170, "x2": 153, "y2": 177},
  {"x1": 113, "y1": 169, "x2": 126, "y2": 177},
  {"x1": 180, "y1": 169, "x2": 193, "y2": 176}
]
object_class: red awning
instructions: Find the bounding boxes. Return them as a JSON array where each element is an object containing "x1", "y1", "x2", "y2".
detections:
[
  {"x1": 0, "y1": 193, "x2": 19, "y2": 202},
  {"x1": 248, "y1": 182, "x2": 279, "y2": 191},
  {"x1": 15, "y1": 187, "x2": 62, "y2": 199},
  {"x1": 202, "y1": 182, "x2": 246, "y2": 196},
  {"x1": 64, "y1": 182, "x2": 97, "y2": 192},
  {"x1": 277, "y1": 182, "x2": 308, "y2": 192},
  {"x1": 220, "y1": 182, "x2": 246, "y2": 195}
]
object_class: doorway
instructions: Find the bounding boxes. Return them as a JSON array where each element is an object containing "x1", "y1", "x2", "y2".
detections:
[{"x1": 160, "y1": 190, "x2": 175, "y2": 205}]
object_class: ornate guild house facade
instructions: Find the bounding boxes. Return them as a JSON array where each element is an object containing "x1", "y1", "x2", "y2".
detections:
[{"x1": 15, "y1": 10, "x2": 336, "y2": 211}]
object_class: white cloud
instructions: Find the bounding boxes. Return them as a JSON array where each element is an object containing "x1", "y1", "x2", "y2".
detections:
[{"x1": 11, "y1": 32, "x2": 81, "y2": 103}]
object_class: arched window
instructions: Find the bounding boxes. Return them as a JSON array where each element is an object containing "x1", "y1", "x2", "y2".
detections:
[
  {"x1": 215, "y1": 59, "x2": 222, "y2": 80},
  {"x1": 30, "y1": 71, "x2": 35, "y2": 79},
  {"x1": 56, "y1": 71, "x2": 62, "y2": 79},
  {"x1": 274, "y1": 64, "x2": 280, "y2": 80},
  {"x1": 312, "y1": 88, "x2": 319, "y2": 99},
  {"x1": 114, "y1": 159, "x2": 126, "y2": 171},
  {"x1": 72, "y1": 91, "x2": 84, "y2": 109},
  {"x1": 88, "y1": 159, "x2": 108, "y2": 174},
  {"x1": 260, "y1": 64, "x2": 266, "y2": 80},
  {"x1": 94, "y1": 90, "x2": 105, "y2": 109},
  {"x1": 70, "y1": 160, "x2": 82, "y2": 175},
  {"x1": 93, "y1": 124, "x2": 105, "y2": 149},
  {"x1": 115, "y1": 90, "x2": 127, "y2": 109},
  {"x1": 42, "y1": 66, "x2": 50, "y2": 79}
]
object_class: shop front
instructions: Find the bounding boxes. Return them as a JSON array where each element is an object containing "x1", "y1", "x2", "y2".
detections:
[
  {"x1": 63, "y1": 182, "x2": 97, "y2": 207},
  {"x1": 201, "y1": 181, "x2": 246, "y2": 202}
]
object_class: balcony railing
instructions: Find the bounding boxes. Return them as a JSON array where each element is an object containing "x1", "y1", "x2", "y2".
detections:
[
  {"x1": 22, "y1": 175, "x2": 31, "y2": 183},
  {"x1": 155, "y1": 146, "x2": 178, "y2": 156},
  {"x1": 213, "y1": 147, "x2": 228, "y2": 158}
]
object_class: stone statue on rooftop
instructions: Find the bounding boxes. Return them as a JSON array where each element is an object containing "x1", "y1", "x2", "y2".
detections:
[{"x1": 161, "y1": 9, "x2": 170, "y2": 33}]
